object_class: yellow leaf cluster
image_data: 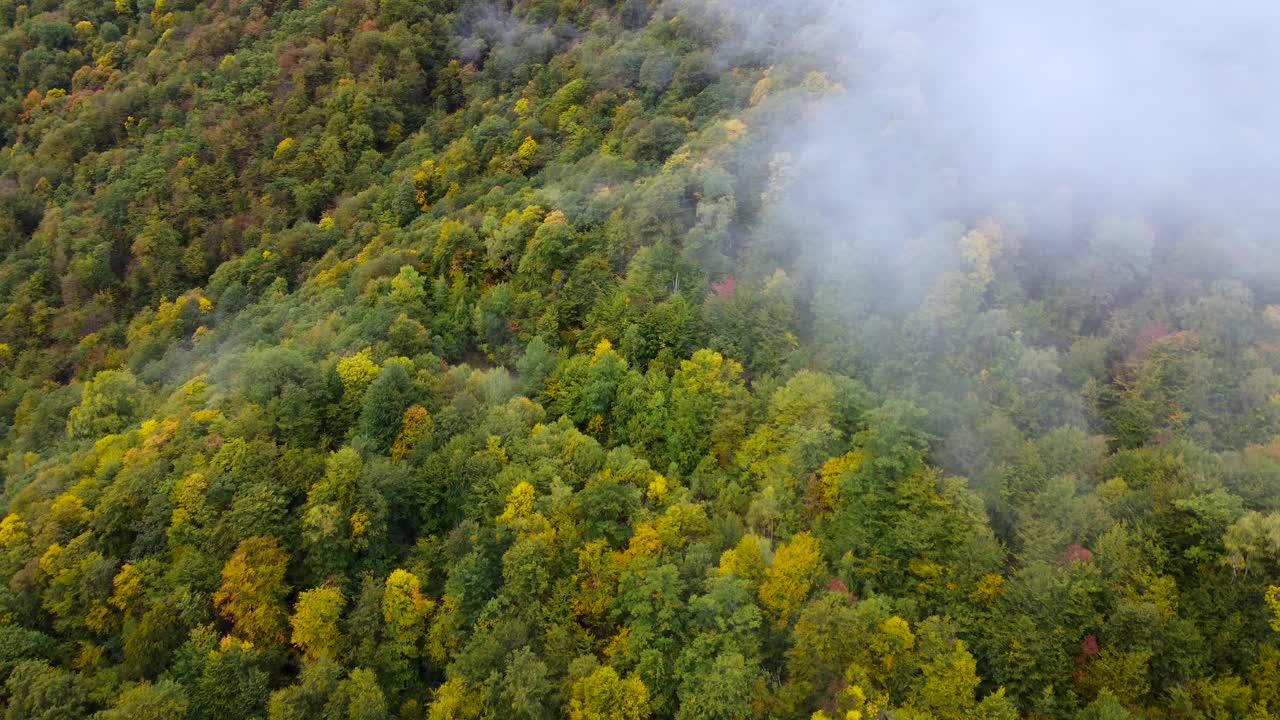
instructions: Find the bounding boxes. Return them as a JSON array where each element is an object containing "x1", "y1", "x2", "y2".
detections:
[
  {"x1": 497, "y1": 481, "x2": 536, "y2": 525},
  {"x1": 719, "y1": 533, "x2": 767, "y2": 584},
  {"x1": 336, "y1": 348, "x2": 379, "y2": 394},
  {"x1": 818, "y1": 451, "x2": 864, "y2": 510},
  {"x1": 273, "y1": 137, "x2": 295, "y2": 159},
  {"x1": 391, "y1": 404, "x2": 433, "y2": 461},
  {"x1": 759, "y1": 532, "x2": 821, "y2": 628},
  {"x1": 645, "y1": 474, "x2": 669, "y2": 505},
  {"x1": 109, "y1": 563, "x2": 143, "y2": 611},
  {"x1": 569, "y1": 666, "x2": 651, "y2": 720},
  {"x1": 972, "y1": 574, "x2": 1005, "y2": 604}
]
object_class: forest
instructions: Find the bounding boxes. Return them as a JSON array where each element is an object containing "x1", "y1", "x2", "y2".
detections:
[{"x1": 0, "y1": 0, "x2": 1279, "y2": 718}]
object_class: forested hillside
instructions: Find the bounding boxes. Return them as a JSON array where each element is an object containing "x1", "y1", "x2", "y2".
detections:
[{"x1": 1, "y1": 0, "x2": 1280, "y2": 718}]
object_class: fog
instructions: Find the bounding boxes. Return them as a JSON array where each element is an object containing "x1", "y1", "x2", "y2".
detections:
[
  {"x1": 703, "y1": 0, "x2": 1280, "y2": 297},
  {"x1": 662, "y1": 0, "x2": 1280, "y2": 464}
]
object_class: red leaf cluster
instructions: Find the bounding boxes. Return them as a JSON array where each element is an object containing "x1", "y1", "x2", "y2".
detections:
[
  {"x1": 1134, "y1": 322, "x2": 1170, "y2": 358},
  {"x1": 1075, "y1": 634, "x2": 1100, "y2": 665},
  {"x1": 825, "y1": 578, "x2": 856, "y2": 603},
  {"x1": 1058, "y1": 542, "x2": 1094, "y2": 566},
  {"x1": 711, "y1": 275, "x2": 736, "y2": 297}
]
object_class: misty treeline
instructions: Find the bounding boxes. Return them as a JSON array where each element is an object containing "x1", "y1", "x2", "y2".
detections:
[{"x1": 0, "y1": 0, "x2": 1278, "y2": 717}]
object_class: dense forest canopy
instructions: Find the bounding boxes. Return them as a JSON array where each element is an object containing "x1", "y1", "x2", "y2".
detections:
[{"x1": 0, "y1": 0, "x2": 1279, "y2": 718}]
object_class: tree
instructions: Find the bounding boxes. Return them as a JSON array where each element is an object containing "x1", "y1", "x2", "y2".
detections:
[
  {"x1": 213, "y1": 536, "x2": 291, "y2": 646},
  {"x1": 915, "y1": 617, "x2": 984, "y2": 720},
  {"x1": 66, "y1": 369, "x2": 144, "y2": 438},
  {"x1": 517, "y1": 212, "x2": 577, "y2": 283},
  {"x1": 674, "y1": 652, "x2": 760, "y2": 720},
  {"x1": 102, "y1": 680, "x2": 189, "y2": 720},
  {"x1": 718, "y1": 534, "x2": 767, "y2": 586},
  {"x1": 382, "y1": 568, "x2": 432, "y2": 656},
  {"x1": 516, "y1": 336, "x2": 558, "y2": 396},
  {"x1": 569, "y1": 665, "x2": 651, "y2": 720},
  {"x1": 290, "y1": 585, "x2": 346, "y2": 661},
  {"x1": 389, "y1": 265, "x2": 426, "y2": 307},
  {"x1": 357, "y1": 359, "x2": 417, "y2": 453},
  {"x1": 426, "y1": 678, "x2": 481, "y2": 720},
  {"x1": 323, "y1": 668, "x2": 387, "y2": 720},
  {"x1": 501, "y1": 646, "x2": 557, "y2": 720},
  {"x1": 702, "y1": 270, "x2": 798, "y2": 376},
  {"x1": 189, "y1": 636, "x2": 273, "y2": 720},
  {"x1": 777, "y1": 592, "x2": 866, "y2": 714},
  {"x1": 547, "y1": 339, "x2": 630, "y2": 434},
  {"x1": 129, "y1": 215, "x2": 184, "y2": 298},
  {"x1": 0, "y1": 625, "x2": 57, "y2": 685},
  {"x1": 667, "y1": 349, "x2": 745, "y2": 472},
  {"x1": 3, "y1": 660, "x2": 91, "y2": 720},
  {"x1": 1223, "y1": 511, "x2": 1280, "y2": 578},
  {"x1": 737, "y1": 372, "x2": 839, "y2": 481},
  {"x1": 267, "y1": 658, "x2": 344, "y2": 720},
  {"x1": 758, "y1": 531, "x2": 821, "y2": 629},
  {"x1": 301, "y1": 448, "x2": 365, "y2": 581}
]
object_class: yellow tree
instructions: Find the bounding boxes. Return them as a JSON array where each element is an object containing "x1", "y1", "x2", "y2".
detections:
[
  {"x1": 336, "y1": 348, "x2": 379, "y2": 400},
  {"x1": 213, "y1": 536, "x2": 290, "y2": 646},
  {"x1": 109, "y1": 563, "x2": 144, "y2": 616},
  {"x1": 718, "y1": 533, "x2": 767, "y2": 586},
  {"x1": 289, "y1": 585, "x2": 346, "y2": 661},
  {"x1": 758, "y1": 531, "x2": 821, "y2": 628},
  {"x1": 571, "y1": 540, "x2": 619, "y2": 625},
  {"x1": 383, "y1": 569, "x2": 432, "y2": 656},
  {"x1": 390, "y1": 404, "x2": 433, "y2": 461},
  {"x1": 569, "y1": 665, "x2": 651, "y2": 720},
  {"x1": 426, "y1": 678, "x2": 480, "y2": 720}
]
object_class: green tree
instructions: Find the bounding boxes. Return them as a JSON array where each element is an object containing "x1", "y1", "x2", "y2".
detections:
[
  {"x1": 357, "y1": 360, "x2": 417, "y2": 453},
  {"x1": 674, "y1": 652, "x2": 759, "y2": 720},
  {"x1": 501, "y1": 646, "x2": 557, "y2": 720},
  {"x1": 66, "y1": 369, "x2": 144, "y2": 438},
  {"x1": 667, "y1": 349, "x2": 745, "y2": 472},
  {"x1": 3, "y1": 660, "x2": 91, "y2": 720},
  {"x1": 322, "y1": 668, "x2": 387, "y2": 720},
  {"x1": 102, "y1": 680, "x2": 189, "y2": 720},
  {"x1": 301, "y1": 448, "x2": 365, "y2": 580},
  {"x1": 267, "y1": 658, "x2": 344, "y2": 720}
]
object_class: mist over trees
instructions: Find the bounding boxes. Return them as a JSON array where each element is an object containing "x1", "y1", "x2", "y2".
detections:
[{"x1": 0, "y1": 0, "x2": 1278, "y2": 718}]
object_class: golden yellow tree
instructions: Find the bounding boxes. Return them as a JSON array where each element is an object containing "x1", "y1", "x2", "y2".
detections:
[
  {"x1": 289, "y1": 585, "x2": 345, "y2": 661},
  {"x1": 758, "y1": 531, "x2": 821, "y2": 628},
  {"x1": 213, "y1": 536, "x2": 290, "y2": 646},
  {"x1": 568, "y1": 665, "x2": 650, "y2": 720}
]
